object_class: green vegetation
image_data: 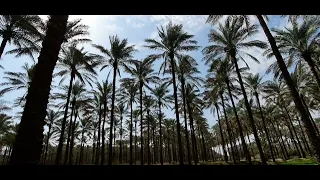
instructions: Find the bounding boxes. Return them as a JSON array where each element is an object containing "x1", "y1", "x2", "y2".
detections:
[{"x1": 0, "y1": 15, "x2": 320, "y2": 165}]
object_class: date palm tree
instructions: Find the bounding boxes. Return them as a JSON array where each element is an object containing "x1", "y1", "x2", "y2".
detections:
[
  {"x1": 0, "y1": 15, "x2": 41, "y2": 59},
  {"x1": 93, "y1": 35, "x2": 136, "y2": 165},
  {"x1": 144, "y1": 22, "x2": 199, "y2": 165},
  {"x1": 150, "y1": 83, "x2": 171, "y2": 165},
  {"x1": 0, "y1": 63, "x2": 36, "y2": 107},
  {"x1": 119, "y1": 79, "x2": 138, "y2": 165},
  {"x1": 6, "y1": 18, "x2": 91, "y2": 61},
  {"x1": 54, "y1": 45, "x2": 99, "y2": 164},
  {"x1": 122, "y1": 58, "x2": 159, "y2": 165},
  {"x1": 9, "y1": 15, "x2": 68, "y2": 164},
  {"x1": 92, "y1": 80, "x2": 112, "y2": 165},
  {"x1": 207, "y1": 15, "x2": 320, "y2": 162},
  {"x1": 265, "y1": 19, "x2": 320, "y2": 89},
  {"x1": 43, "y1": 109, "x2": 62, "y2": 164},
  {"x1": 244, "y1": 73, "x2": 276, "y2": 162},
  {"x1": 203, "y1": 17, "x2": 268, "y2": 164}
]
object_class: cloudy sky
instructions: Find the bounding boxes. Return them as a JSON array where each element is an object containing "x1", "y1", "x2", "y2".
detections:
[{"x1": 0, "y1": 15, "x2": 293, "y2": 127}]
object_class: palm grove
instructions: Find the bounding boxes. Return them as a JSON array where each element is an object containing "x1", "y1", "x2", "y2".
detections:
[{"x1": 0, "y1": 15, "x2": 320, "y2": 165}]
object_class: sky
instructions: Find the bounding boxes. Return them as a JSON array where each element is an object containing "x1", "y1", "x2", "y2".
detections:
[{"x1": 0, "y1": 15, "x2": 299, "y2": 129}]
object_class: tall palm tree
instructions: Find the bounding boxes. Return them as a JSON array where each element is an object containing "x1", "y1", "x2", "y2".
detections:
[
  {"x1": 144, "y1": 22, "x2": 199, "y2": 165},
  {"x1": 208, "y1": 57, "x2": 252, "y2": 164},
  {"x1": 150, "y1": 83, "x2": 171, "y2": 165},
  {"x1": 0, "y1": 15, "x2": 41, "y2": 59},
  {"x1": 6, "y1": 18, "x2": 92, "y2": 61},
  {"x1": 93, "y1": 35, "x2": 136, "y2": 165},
  {"x1": 266, "y1": 19, "x2": 320, "y2": 89},
  {"x1": 0, "y1": 63, "x2": 36, "y2": 107},
  {"x1": 244, "y1": 73, "x2": 276, "y2": 162},
  {"x1": 9, "y1": 15, "x2": 68, "y2": 164},
  {"x1": 55, "y1": 45, "x2": 99, "y2": 164},
  {"x1": 119, "y1": 79, "x2": 138, "y2": 165},
  {"x1": 115, "y1": 102, "x2": 127, "y2": 164},
  {"x1": 43, "y1": 109, "x2": 62, "y2": 164},
  {"x1": 143, "y1": 95, "x2": 156, "y2": 165},
  {"x1": 122, "y1": 58, "x2": 159, "y2": 165},
  {"x1": 92, "y1": 80, "x2": 112, "y2": 165},
  {"x1": 174, "y1": 55, "x2": 204, "y2": 165},
  {"x1": 207, "y1": 15, "x2": 320, "y2": 162},
  {"x1": 203, "y1": 17, "x2": 268, "y2": 164}
]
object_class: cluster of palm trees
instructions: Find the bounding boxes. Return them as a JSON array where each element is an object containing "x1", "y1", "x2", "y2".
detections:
[{"x1": 0, "y1": 15, "x2": 320, "y2": 165}]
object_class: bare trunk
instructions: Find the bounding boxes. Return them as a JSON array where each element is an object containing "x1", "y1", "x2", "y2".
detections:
[{"x1": 108, "y1": 62, "x2": 117, "y2": 165}]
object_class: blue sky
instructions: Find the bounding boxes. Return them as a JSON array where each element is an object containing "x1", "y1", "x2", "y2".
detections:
[{"x1": 0, "y1": 15, "x2": 295, "y2": 128}]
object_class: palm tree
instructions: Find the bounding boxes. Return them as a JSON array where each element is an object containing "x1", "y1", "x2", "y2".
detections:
[
  {"x1": 150, "y1": 83, "x2": 171, "y2": 165},
  {"x1": 244, "y1": 73, "x2": 276, "y2": 162},
  {"x1": 0, "y1": 15, "x2": 41, "y2": 59},
  {"x1": 9, "y1": 15, "x2": 68, "y2": 164},
  {"x1": 119, "y1": 79, "x2": 138, "y2": 165},
  {"x1": 55, "y1": 45, "x2": 99, "y2": 164},
  {"x1": 208, "y1": 57, "x2": 252, "y2": 164},
  {"x1": 144, "y1": 22, "x2": 199, "y2": 165},
  {"x1": 0, "y1": 114, "x2": 12, "y2": 135},
  {"x1": 143, "y1": 95, "x2": 156, "y2": 165},
  {"x1": 203, "y1": 17, "x2": 268, "y2": 164},
  {"x1": 207, "y1": 15, "x2": 320, "y2": 162},
  {"x1": 267, "y1": 19, "x2": 320, "y2": 89},
  {"x1": 122, "y1": 58, "x2": 159, "y2": 165},
  {"x1": 92, "y1": 80, "x2": 112, "y2": 165},
  {"x1": 93, "y1": 35, "x2": 136, "y2": 165},
  {"x1": 115, "y1": 102, "x2": 127, "y2": 164},
  {"x1": 43, "y1": 109, "x2": 62, "y2": 164},
  {"x1": 175, "y1": 55, "x2": 204, "y2": 165},
  {"x1": 0, "y1": 63, "x2": 36, "y2": 107},
  {"x1": 6, "y1": 18, "x2": 92, "y2": 61}
]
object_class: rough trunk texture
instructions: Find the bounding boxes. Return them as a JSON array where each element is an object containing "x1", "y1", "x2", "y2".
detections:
[
  {"x1": 139, "y1": 81, "x2": 144, "y2": 165},
  {"x1": 108, "y1": 62, "x2": 117, "y2": 165},
  {"x1": 169, "y1": 54, "x2": 184, "y2": 165},
  {"x1": 257, "y1": 15, "x2": 320, "y2": 163},
  {"x1": 10, "y1": 15, "x2": 68, "y2": 165},
  {"x1": 226, "y1": 78, "x2": 251, "y2": 164}
]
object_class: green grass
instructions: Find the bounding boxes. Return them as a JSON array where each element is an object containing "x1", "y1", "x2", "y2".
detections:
[{"x1": 274, "y1": 158, "x2": 318, "y2": 165}]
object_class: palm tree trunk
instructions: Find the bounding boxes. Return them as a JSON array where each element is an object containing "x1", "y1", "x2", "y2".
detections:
[
  {"x1": 283, "y1": 106, "x2": 306, "y2": 158},
  {"x1": 229, "y1": 51, "x2": 267, "y2": 165},
  {"x1": 215, "y1": 104, "x2": 228, "y2": 163},
  {"x1": 257, "y1": 15, "x2": 320, "y2": 162},
  {"x1": 270, "y1": 119, "x2": 289, "y2": 159},
  {"x1": 297, "y1": 116, "x2": 312, "y2": 155},
  {"x1": 44, "y1": 119, "x2": 53, "y2": 164},
  {"x1": 186, "y1": 92, "x2": 199, "y2": 164},
  {"x1": 139, "y1": 81, "x2": 144, "y2": 165},
  {"x1": 2, "y1": 147, "x2": 8, "y2": 165},
  {"x1": 147, "y1": 109, "x2": 151, "y2": 165},
  {"x1": 303, "y1": 53, "x2": 320, "y2": 90},
  {"x1": 108, "y1": 62, "x2": 117, "y2": 165},
  {"x1": 169, "y1": 54, "x2": 184, "y2": 165},
  {"x1": 56, "y1": 71, "x2": 75, "y2": 164},
  {"x1": 119, "y1": 116, "x2": 123, "y2": 164},
  {"x1": 92, "y1": 128, "x2": 96, "y2": 164},
  {"x1": 68, "y1": 109, "x2": 78, "y2": 165},
  {"x1": 0, "y1": 35, "x2": 9, "y2": 59},
  {"x1": 255, "y1": 92, "x2": 275, "y2": 162},
  {"x1": 134, "y1": 120, "x2": 137, "y2": 164},
  {"x1": 225, "y1": 78, "x2": 251, "y2": 164},
  {"x1": 101, "y1": 99, "x2": 107, "y2": 165},
  {"x1": 219, "y1": 92, "x2": 237, "y2": 164},
  {"x1": 158, "y1": 101, "x2": 164, "y2": 165},
  {"x1": 300, "y1": 94, "x2": 320, "y2": 137},
  {"x1": 9, "y1": 15, "x2": 68, "y2": 165},
  {"x1": 95, "y1": 103, "x2": 102, "y2": 165},
  {"x1": 130, "y1": 100, "x2": 133, "y2": 165},
  {"x1": 64, "y1": 99, "x2": 75, "y2": 164},
  {"x1": 200, "y1": 129, "x2": 207, "y2": 161},
  {"x1": 152, "y1": 128, "x2": 156, "y2": 164},
  {"x1": 181, "y1": 79, "x2": 192, "y2": 165}
]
